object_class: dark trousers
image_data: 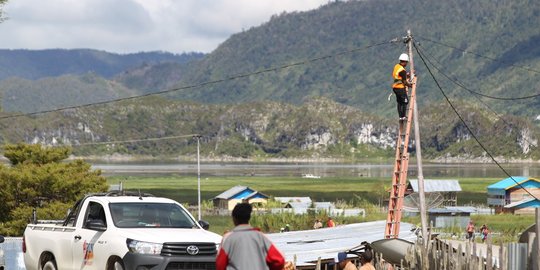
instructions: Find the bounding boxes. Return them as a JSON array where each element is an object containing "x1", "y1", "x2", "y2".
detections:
[{"x1": 393, "y1": 88, "x2": 409, "y2": 118}]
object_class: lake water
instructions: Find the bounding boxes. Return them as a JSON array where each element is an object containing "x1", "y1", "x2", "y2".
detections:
[{"x1": 91, "y1": 161, "x2": 540, "y2": 179}]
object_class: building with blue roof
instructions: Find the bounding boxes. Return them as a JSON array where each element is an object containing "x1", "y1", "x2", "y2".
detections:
[
  {"x1": 212, "y1": 185, "x2": 269, "y2": 210},
  {"x1": 487, "y1": 176, "x2": 540, "y2": 214}
]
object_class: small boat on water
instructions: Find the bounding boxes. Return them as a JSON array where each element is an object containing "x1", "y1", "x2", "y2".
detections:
[{"x1": 302, "y1": 174, "x2": 321, "y2": 179}]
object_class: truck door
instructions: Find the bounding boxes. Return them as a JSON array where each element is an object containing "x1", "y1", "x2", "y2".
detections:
[{"x1": 72, "y1": 201, "x2": 109, "y2": 270}]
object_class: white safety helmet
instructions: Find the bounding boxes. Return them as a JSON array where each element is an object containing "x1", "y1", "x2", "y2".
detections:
[{"x1": 399, "y1": 53, "x2": 409, "y2": 62}]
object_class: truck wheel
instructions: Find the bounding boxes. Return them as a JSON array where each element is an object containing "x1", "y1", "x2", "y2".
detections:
[
  {"x1": 41, "y1": 260, "x2": 57, "y2": 270},
  {"x1": 108, "y1": 257, "x2": 125, "y2": 270}
]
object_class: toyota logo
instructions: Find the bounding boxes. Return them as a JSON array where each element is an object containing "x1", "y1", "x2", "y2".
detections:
[{"x1": 186, "y1": 245, "x2": 199, "y2": 255}]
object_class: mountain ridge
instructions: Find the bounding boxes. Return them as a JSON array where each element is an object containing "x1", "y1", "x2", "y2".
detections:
[{"x1": 0, "y1": 0, "x2": 538, "y2": 159}]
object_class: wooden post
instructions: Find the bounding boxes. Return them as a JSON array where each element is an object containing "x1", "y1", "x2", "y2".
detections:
[
  {"x1": 536, "y1": 208, "x2": 540, "y2": 270},
  {"x1": 486, "y1": 236, "x2": 493, "y2": 270},
  {"x1": 406, "y1": 29, "x2": 429, "y2": 269}
]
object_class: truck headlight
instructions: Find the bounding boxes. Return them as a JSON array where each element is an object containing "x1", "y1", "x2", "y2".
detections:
[{"x1": 126, "y1": 238, "x2": 163, "y2": 255}]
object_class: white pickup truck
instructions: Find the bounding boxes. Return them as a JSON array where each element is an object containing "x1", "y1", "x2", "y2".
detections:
[{"x1": 23, "y1": 192, "x2": 222, "y2": 270}]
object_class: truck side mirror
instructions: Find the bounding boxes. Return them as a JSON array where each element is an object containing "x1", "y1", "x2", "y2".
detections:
[
  {"x1": 86, "y1": 220, "x2": 107, "y2": 232},
  {"x1": 0, "y1": 235, "x2": 4, "y2": 243},
  {"x1": 198, "y1": 220, "x2": 210, "y2": 230}
]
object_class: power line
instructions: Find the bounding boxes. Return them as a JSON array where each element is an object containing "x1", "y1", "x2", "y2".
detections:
[
  {"x1": 413, "y1": 41, "x2": 539, "y2": 200},
  {"x1": 74, "y1": 134, "x2": 200, "y2": 146},
  {"x1": 0, "y1": 39, "x2": 396, "y2": 121},
  {"x1": 416, "y1": 35, "x2": 540, "y2": 75},
  {"x1": 415, "y1": 42, "x2": 540, "y2": 100},
  {"x1": 415, "y1": 43, "x2": 537, "y2": 151},
  {"x1": 415, "y1": 44, "x2": 502, "y2": 112}
]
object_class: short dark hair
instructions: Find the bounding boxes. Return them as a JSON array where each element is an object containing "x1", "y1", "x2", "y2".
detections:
[
  {"x1": 232, "y1": 203, "x2": 252, "y2": 224},
  {"x1": 360, "y1": 249, "x2": 373, "y2": 262}
]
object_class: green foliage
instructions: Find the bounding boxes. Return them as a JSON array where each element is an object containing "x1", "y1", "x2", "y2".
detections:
[
  {"x1": 0, "y1": 144, "x2": 108, "y2": 236},
  {"x1": 4, "y1": 143, "x2": 70, "y2": 165},
  {"x1": 132, "y1": 0, "x2": 539, "y2": 120}
]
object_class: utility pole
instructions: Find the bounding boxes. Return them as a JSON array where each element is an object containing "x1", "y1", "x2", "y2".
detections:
[
  {"x1": 406, "y1": 30, "x2": 429, "y2": 249},
  {"x1": 194, "y1": 134, "x2": 202, "y2": 221}
]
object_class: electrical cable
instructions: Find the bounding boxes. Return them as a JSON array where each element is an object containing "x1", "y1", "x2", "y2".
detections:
[
  {"x1": 416, "y1": 43, "x2": 537, "y2": 150},
  {"x1": 413, "y1": 41, "x2": 539, "y2": 201},
  {"x1": 415, "y1": 43, "x2": 537, "y2": 152},
  {"x1": 0, "y1": 39, "x2": 397, "y2": 121},
  {"x1": 414, "y1": 42, "x2": 540, "y2": 100},
  {"x1": 416, "y1": 35, "x2": 540, "y2": 75},
  {"x1": 415, "y1": 43, "x2": 502, "y2": 115},
  {"x1": 0, "y1": 133, "x2": 201, "y2": 151},
  {"x1": 75, "y1": 134, "x2": 200, "y2": 146}
]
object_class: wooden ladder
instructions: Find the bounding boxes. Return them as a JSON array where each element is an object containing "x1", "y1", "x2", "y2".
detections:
[{"x1": 384, "y1": 76, "x2": 417, "y2": 239}]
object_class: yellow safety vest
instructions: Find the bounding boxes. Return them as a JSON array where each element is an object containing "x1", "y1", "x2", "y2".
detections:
[{"x1": 392, "y1": 64, "x2": 406, "y2": 89}]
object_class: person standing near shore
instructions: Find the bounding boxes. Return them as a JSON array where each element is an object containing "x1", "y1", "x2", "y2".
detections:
[
  {"x1": 466, "y1": 220, "x2": 475, "y2": 241},
  {"x1": 313, "y1": 219, "x2": 323, "y2": 229},
  {"x1": 481, "y1": 224, "x2": 489, "y2": 242},
  {"x1": 326, "y1": 217, "x2": 335, "y2": 228}
]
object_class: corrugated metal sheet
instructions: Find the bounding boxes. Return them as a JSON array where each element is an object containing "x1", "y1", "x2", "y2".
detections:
[
  {"x1": 507, "y1": 243, "x2": 528, "y2": 270},
  {"x1": 487, "y1": 176, "x2": 531, "y2": 190},
  {"x1": 313, "y1": 202, "x2": 334, "y2": 210},
  {"x1": 245, "y1": 191, "x2": 268, "y2": 199},
  {"x1": 214, "y1": 186, "x2": 268, "y2": 200},
  {"x1": 213, "y1": 185, "x2": 250, "y2": 199},
  {"x1": 409, "y1": 179, "x2": 462, "y2": 192},
  {"x1": 0, "y1": 237, "x2": 25, "y2": 270},
  {"x1": 286, "y1": 202, "x2": 311, "y2": 210},
  {"x1": 503, "y1": 197, "x2": 540, "y2": 209},
  {"x1": 430, "y1": 215, "x2": 470, "y2": 228},
  {"x1": 275, "y1": 197, "x2": 313, "y2": 204},
  {"x1": 285, "y1": 202, "x2": 335, "y2": 211},
  {"x1": 429, "y1": 206, "x2": 475, "y2": 213},
  {"x1": 267, "y1": 220, "x2": 416, "y2": 266}
]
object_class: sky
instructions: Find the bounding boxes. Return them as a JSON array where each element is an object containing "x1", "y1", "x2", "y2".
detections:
[{"x1": 0, "y1": 0, "x2": 328, "y2": 54}]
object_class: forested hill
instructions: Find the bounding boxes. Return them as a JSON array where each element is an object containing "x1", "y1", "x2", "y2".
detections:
[
  {"x1": 1, "y1": 0, "x2": 539, "y2": 128},
  {"x1": 0, "y1": 49, "x2": 204, "y2": 80},
  {"x1": 120, "y1": 0, "x2": 539, "y2": 120}
]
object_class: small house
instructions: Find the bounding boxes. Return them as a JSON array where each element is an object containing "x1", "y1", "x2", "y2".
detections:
[
  {"x1": 488, "y1": 176, "x2": 540, "y2": 214},
  {"x1": 428, "y1": 206, "x2": 475, "y2": 228},
  {"x1": 274, "y1": 197, "x2": 313, "y2": 205},
  {"x1": 212, "y1": 185, "x2": 269, "y2": 210},
  {"x1": 406, "y1": 179, "x2": 462, "y2": 206}
]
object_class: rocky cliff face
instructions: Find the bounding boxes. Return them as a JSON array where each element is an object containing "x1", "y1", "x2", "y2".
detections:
[{"x1": 3, "y1": 98, "x2": 539, "y2": 161}]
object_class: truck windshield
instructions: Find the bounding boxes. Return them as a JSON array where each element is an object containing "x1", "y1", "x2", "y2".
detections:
[{"x1": 109, "y1": 203, "x2": 198, "y2": 228}]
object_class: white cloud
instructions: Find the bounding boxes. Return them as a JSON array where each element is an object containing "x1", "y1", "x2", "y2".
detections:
[{"x1": 0, "y1": 0, "x2": 328, "y2": 53}]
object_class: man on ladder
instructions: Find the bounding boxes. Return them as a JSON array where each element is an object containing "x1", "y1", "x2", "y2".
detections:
[{"x1": 392, "y1": 53, "x2": 413, "y2": 121}]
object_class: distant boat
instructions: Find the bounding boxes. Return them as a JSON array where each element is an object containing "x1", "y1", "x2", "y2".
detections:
[{"x1": 302, "y1": 174, "x2": 321, "y2": 179}]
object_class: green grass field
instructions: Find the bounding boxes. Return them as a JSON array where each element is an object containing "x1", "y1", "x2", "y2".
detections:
[
  {"x1": 107, "y1": 175, "x2": 535, "y2": 240},
  {"x1": 108, "y1": 175, "x2": 501, "y2": 205}
]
